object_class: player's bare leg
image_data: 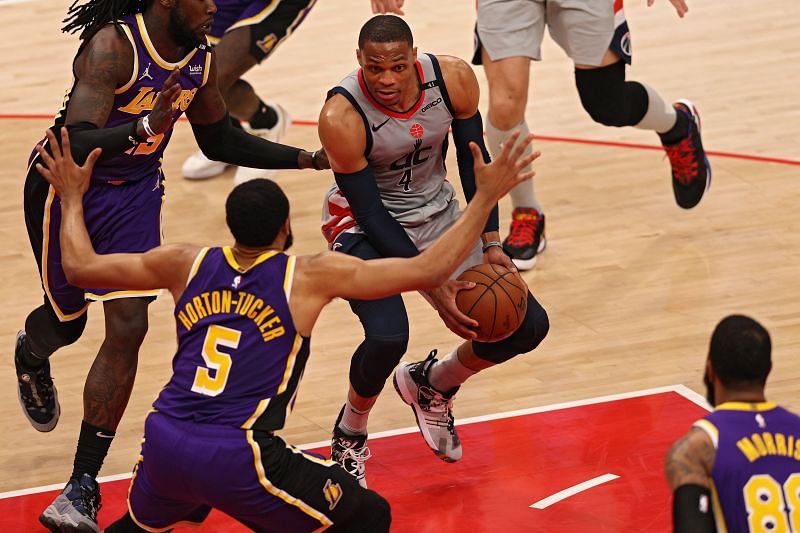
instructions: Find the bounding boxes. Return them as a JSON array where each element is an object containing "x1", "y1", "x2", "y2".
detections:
[
  {"x1": 482, "y1": 52, "x2": 546, "y2": 270},
  {"x1": 40, "y1": 298, "x2": 148, "y2": 532}
]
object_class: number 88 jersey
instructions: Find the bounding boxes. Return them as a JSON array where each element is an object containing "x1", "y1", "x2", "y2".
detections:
[{"x1": 693, "y1": 402, "x2": 800, "y2": 532}]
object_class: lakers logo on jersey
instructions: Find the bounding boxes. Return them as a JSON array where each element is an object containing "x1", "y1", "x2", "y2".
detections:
[
  {"x1": 118, "y1": 87, "x2": 199, "y2": 115},
  {"x1": 323, "y1": 479, "x2": 343, "y2": 510}
]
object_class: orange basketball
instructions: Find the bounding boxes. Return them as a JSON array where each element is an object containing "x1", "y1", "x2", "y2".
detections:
[{"x1": 455, "y1": 263, "x2": 528, "y2": 342}]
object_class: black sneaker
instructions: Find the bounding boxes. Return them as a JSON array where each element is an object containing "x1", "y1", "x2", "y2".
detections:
[
  {"x1": 15, "y1": 330, "x2": 60, "y2": 432},
  {"x1": 663, "y1": 99, "x2": 711, "y2": 209},
  {"x1": 331, "y1": 406, "x2": 370, "y2": 488},
  {"x1": 393, "y1": 350, "x2": 462, "y2": 462},
  {"x1": 502, "y1": 208, "x2": 546, "y2": 271},
  {"x1": 39, "y1": 474, "x2": 101, "y2": 532}
]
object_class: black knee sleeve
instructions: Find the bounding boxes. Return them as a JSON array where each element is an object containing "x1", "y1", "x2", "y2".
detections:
[
  {"x1": 25, "y1": 302, "x2": 87, "y2": 358},
  {"x1": 349, "y1": 335, "x2": 409, "y2": 398},
  {"x1": 329, "y1": 489, "x2": 391, "y2": 533},
  {"x1": 104, "y1": 513, "x2": 150, "y2": 532},
  {"x1": 473, "y1": 292, "x2": 549, "y2": 364},
  {"x1": 575, "y1": 61, "x2": 649, "y2": 127}
]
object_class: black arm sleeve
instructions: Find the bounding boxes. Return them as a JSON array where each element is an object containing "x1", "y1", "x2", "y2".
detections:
[
  {"x1": 191, "y1": 114, "x2": 301, "y2": 169},
  {"x1": 673, "y1": 484, "x2": 716, "y2": 533},
  {"x1": 334, "y1": 167, "x2": 419, "y2": 258},
  {"x1": 451, "y1": 111, "x2": 499, "y2": 233},
  {"x1": 65, "y1": 121, "x2": 140, "y2": 164}
]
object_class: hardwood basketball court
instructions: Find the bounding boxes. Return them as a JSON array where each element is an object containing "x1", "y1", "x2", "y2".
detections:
[{"x1": 0, "y1": 0, "x2": 798, "y2": 529}]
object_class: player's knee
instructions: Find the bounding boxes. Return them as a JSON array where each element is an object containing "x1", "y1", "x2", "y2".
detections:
[
  {"x1": 575, "y1": 62, "x2": 630, "y2": 127},
  {"x1": 104, "y1": 300, "x2": 150, "y2": 351},
  {"x1": 25, "y1": 304, "x2": 87, "y2": 356},
  {"x1": 488, "y1": 96, "x2": 527, "y2": 130},
  {"x1": 472, "y1": 295, "x2": 549, "y2": 363},
  {"x1": 349, "y1": 335, "x2": 409, "y2": 397}
]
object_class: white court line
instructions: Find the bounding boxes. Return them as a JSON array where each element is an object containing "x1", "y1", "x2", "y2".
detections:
[
  {"x1": 0, "y1": 384, "x2": 708, "y2": 500},
  {"x1": 530, "y1": 473, "x2": 620, "y2": 509}
]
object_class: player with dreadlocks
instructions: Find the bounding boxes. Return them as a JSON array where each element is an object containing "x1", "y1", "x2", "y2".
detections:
[{"x1": 17, "y1": 0, "x2": 328, "y2": 530}]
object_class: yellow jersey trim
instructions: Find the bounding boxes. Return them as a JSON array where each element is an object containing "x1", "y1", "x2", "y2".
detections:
[
  {"x1": 283, "y1": 255, "x2": 296, "y2": 303},
  {"x1": 135, "y1": 13, "x2": 199, "y2": 70},
  {"x1": 709, "y1": 481, "x2": 728, "y2": 533},
  {"x1": 246, "y1": 430, "x2": 332, "y2": 527},
  {"x1": 277, "y1": 334, "x2": 302, "y2": 395},
  {"x1": 186, "y1": 247, "x2": 210, "y2": 288},
  {"x1": 201, "y1": 45, "x2": 212, "y2": 87},
  {"x1": 693, "y1": 419, "x2": 720, "y2": 449},
  {"x1": 115, "y1": 24, "x2": 139, "y2": 94},
  {"x1": 715, "y1": 401, "x2": 777, "y2": 412},
  {"x1": 222, "y1": 246, "x2": 279, "y2": 273},
  {"x1": 41, "y1": 186, "x2": 90, "y2": 322},
  {"x1": 85, "y1": 289, "x2": 161, "y2": 301},
  {"x1": 228, "y1": 0, "x2": 279, "y2": 30},
  {"x1": 242, "y1": 398, "x2": 271, "y2": 430}
]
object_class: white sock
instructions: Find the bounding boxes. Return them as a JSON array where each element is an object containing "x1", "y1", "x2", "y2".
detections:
[
  {"x1": 485, "y1": 117, "x2": 542, "y2": 212},
  {"x1": 338, "y1": 399, "x2": 371, "y2": 436},
  {"x1": 428, "y1": 349, "x2": 478, "y2": 393},
  {"x1": 635, "y1": 83, "x2": 677, "y2": 133}
]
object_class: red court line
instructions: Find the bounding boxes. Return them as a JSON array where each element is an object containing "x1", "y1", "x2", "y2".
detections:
[{"x1": 6, "y1": 112, "x2": 799, "y2": 167}]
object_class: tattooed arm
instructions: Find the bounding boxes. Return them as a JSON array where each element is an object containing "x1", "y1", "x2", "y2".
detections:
[
  {"x1": 58, "y1": 25, "x2": 180, "y2": 163},
  {"x1": 665, "y1": 427, "x2": 717, "y2": 533}
]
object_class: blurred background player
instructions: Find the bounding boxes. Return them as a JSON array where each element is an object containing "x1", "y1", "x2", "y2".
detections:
[
  {"x1": 373, "y1": 0, "x2": 712, "y2": 270},
  {"x1": 17, "y1": 0, "x2": 326, "y2": 530},
  {"x1": 665, "y1": 315, "x2": 800, "y2": 533},
  {"x1": 474, "y1": 0, "x2": 710, "y2": 269},
  {"x1": 181, "y1": 0, "x2": 318, "y2": 184},
  {"x1": 319, "y1": 16, "x2": 549, "y2": 487},
  {"x1": 35, "y1": 99, "x2": 535, "y2": 529}
]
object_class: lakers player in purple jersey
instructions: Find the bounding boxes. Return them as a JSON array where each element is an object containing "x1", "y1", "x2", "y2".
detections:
[
  {"x1": 16, "y1": 0, "x2": 327, "y2": 530},
  {"x1": 181, "y1": 0, "x2": 319, "y2": 184},
  {"x1": 666, "y1": 315, "x2": 800, "y2": 533},
  {"x1": 35, "y1": 120, "x2": 537, "y2": 531},
  {"x1": 318, "y1": 16, "x2": 549, "y2": 486}
]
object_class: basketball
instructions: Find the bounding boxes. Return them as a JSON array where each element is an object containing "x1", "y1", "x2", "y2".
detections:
[{"x1": 456, "y1": 263, "x2": 528, "y2": 342}]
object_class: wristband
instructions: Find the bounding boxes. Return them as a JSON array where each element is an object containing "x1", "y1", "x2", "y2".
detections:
[
  {"x1": 141, "y1": 115, "x2": 157, "y2": 138},
  {"x1": 482, "y1": 241, "x2": 502, "y2": 253},
  {"x1": 311, "y1": 150, "x2": 322, "y2": 171}
]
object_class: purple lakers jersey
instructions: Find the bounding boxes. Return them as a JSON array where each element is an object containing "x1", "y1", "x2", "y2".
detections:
[
  {"x1": 693, "y1": 402, "x2": 800, "y2": 532},
  {"x1": 53, "y1": 13, "x2": 211, "y2": 182},
  {"x1": 153, "y1": 247, "x2": 310, "y2": 432}
]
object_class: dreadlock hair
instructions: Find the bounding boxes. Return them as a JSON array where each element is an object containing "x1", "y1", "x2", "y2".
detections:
[
  {"x1": 358, "y1": 15, "x2": 413, "y2": 50},
  {"x1": 62, "y1": 0, "x2": 148, "y2": 41}
]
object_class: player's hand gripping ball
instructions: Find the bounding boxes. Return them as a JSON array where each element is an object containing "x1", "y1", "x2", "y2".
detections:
[{"x1": 456, "y1": 263, "x2": 528, "y2": 342}]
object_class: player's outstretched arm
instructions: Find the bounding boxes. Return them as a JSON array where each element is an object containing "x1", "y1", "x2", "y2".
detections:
[
  {"x1": 187, "y1": 54, "x2": 326, "y2": 171},
  {"x1": 665, "y1": 427, "x2": 717, "y2": 533},
  {"x1": 647, "y1": 0, "x2": 689, "y2": 18},
  {"x1": 35, "y1": 129, "x2": 198, "y2": 300},
  {"x1": 297, "y1": 132, "x2": 536, "y2": 301}
]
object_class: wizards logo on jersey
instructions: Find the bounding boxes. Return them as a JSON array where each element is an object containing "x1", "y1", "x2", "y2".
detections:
[{"x1": 390, "y1": 135, "x2": 431, "y2": 192}]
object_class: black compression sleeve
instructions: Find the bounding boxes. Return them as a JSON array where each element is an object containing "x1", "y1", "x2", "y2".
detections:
[
  {"x1": 191, "y1": 114, "x2": 301, "y2": 169},
  {"x1": 334, "y1": 167, "x2": 419, "y2": 258},
  {"x1": 452, "y1": 111, "x2": 499, "y2": 233},
  {"x1": 65, "y1": 121, "x2": 141, "y2": 164},
  {"x1": 673, "y1": 484, "x2": 716, "y2": 533}
]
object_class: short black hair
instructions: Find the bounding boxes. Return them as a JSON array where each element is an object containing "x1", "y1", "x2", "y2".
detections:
[
  {"x1": 358, "y1": 15, "x2": 413, "y2": 49},
  {"x1": 225, "y1": 179, "x2": 289, "y2": 247},
  {"x1": 709, "y1": 315, "x2": 772, "y2": 388}
]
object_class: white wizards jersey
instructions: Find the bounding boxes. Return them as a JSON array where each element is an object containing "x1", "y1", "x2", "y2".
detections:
[{"x1": 321, "y1": 53, "x2": 459, "y2": 248}]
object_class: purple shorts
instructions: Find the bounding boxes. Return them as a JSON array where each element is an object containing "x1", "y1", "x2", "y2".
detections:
[
  {"x1": 40, "y1": 172, "x2": 163, "y2": 320},
  {"x1": 208, "y1": 0, "x2": 316, "y2": 61},
  {"x1": 128, "y1": 412, "x2": 370, "y2": 531}
]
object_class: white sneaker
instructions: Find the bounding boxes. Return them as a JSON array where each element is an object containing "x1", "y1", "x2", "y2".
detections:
[
  {"x1": 393, "y1": 350, "x2": 462, "y2": 462},
  {"x1": 234, "y1": 103, "x2": 292, "y2": 185},
  {"x1": 182, "y1": 150, "x2": 230, "y2": 180}
]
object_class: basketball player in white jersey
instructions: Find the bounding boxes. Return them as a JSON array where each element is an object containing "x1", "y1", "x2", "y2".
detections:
[{"x1": 318, "y1": 15, "x2": 550, "y2": 487}]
